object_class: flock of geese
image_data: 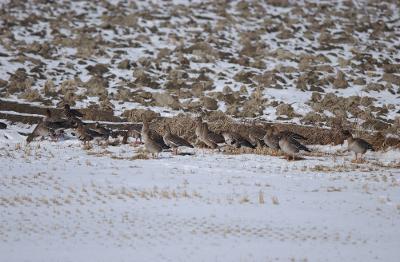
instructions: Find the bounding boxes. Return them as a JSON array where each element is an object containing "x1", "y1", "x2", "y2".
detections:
[{"x1": 24, "y1": 104, "x2": 376, "y2": 162}]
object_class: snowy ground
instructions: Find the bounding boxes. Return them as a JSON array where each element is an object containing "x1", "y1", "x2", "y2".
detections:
[
  {"x1": 1, "y1": 126, "x2": 399, "y2": 262},
  {"x1": 1, "y1": 0, "x2": 399, "y2": 260}
]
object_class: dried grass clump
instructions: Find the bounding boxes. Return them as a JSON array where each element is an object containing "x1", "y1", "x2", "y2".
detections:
[
  {"x1": 122, "y1": 109, "x2": 160, "y2": 123},
  {"x1": 7, "y1": 68, "x2": 33, "y2": 92},
  {"x1": 59, "y1": 79, "x2": 80, "y2": 94},
  {"x1": 84, "y1": 76, "x2": 109, "y2": 97},
  {"x1": 222, "y1": 145, "x2": 285, "y2": 157},
  {"x1": 43, "y1": 79, "x2": 57, "y2": 96},
  {"x1": 131, "y1": 152, "x2": 149, "y2": 160},
  {"x1": 271, "y1": 196, "x2": 279, "y2": 205},
  {"x1": 309, "y1": 163, "x2": 379, "y2": 172},
  {"x1": 258, "y1": 191, "x2": 265, "y2": 204},
  {"x1": 19, "y1": 88, "x2": 41, "y2": 102},
  {"x1": 82, "y1": 143, "x2": 93, "y2": 151},
  {"x1": 253, "y1": 147, "x2": 284, "y2": 156}
]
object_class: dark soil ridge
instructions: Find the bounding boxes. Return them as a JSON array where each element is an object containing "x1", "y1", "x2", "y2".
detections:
[{"x1": 0, "y1": 99, "x2": 124, "y2": 123}]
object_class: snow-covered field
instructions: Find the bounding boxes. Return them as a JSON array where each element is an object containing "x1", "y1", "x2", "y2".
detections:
[
  {"x1": 1, "y1": 127, "x2": 399, "y2": 262},
  {"x1": 1, "y1": 0, "x2": 400, "y2": 260}
]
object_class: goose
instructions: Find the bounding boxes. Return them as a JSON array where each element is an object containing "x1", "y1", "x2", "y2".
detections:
[
  {"x1": 248, "y1": 122, "x2": 266, "y2": 147},
  {"x1": 26, "y1": 109, "x2": 67, "y2": 143},
  {"x1": 126, "y1": 125, "x2": 142, "y2": 144},
  {"x1": 26, "y1": 122, "x2": 56, "y2": 143},
  {"x1": 263, "y1": 128, "x2": 280, "y2": 150},
  {"x1": 278, "y1": 133, "x2": 311, "y2": 160},
  {"x1": 110, "y1": 130, "x2": 131, "y2": 145},
  {"x1": 61, "y1": 105, "x2": 83, "y2": 128},
  {"x1": 163, "y1": 124, "x2": 193, "y2": 154},
  {"x1": 221, "y1": 131, "x2": 255, "y2": 148},
  {"x1": 43, "y1": 108, "x2": 71, "y2": 130},
  {"x1": 208, "y1": 129, "x2": 225, "y2": 144},
  {"x1": 342, "y1": 130, "x2": 375, "y2": 161},
  {"x1": 263, "y1": 126, "x2": 306, "y2": 149},
  {"x1": 203, "y1": 122, "x2": 224, "y2": 144},
  {"x1": 64, "y1": 104, "x2": 84, "y2": 118},
  {"x1": 195, "y1": 117, "x2": 218, "y2": 149},
  {"x1": 75, "y1": 123, "x2": 104, "y2": 144},
  {"x1": 93, "y1": 122, "x2": 111, "y2": 140},
  {"x1": 279, "y1": 130, "x2": 307, "y2": 141},
  {"x1": 141, "y1": 118, "x2": 163, "y2": 158}
]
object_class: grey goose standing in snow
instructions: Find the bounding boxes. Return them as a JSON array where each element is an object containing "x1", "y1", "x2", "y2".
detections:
[
  {"x1": 64, "y1": 104, "x2": 84, "y2": 118},
  {"x1": 207, "y1": 128, "x2": 225, "y2": 144},
  {"x1": 195, "y1": 117, "x2": 218, "y2": 149},
  {"x1": 63, "y1": 104, "x2": 84, "y2": 128},
  {"x1": 263, "y1": 128, "x2": 280, "y2": 150},
  {"x1": 141, "y1": 118, "x2": 163, "y2": 158},
  {"x1": 110, "y1": 124, "x2": 141, "y2": 145},
  {"x1": 44, "y1": 108, "x2": 73, "y2": 130},
  {"x1": 124, "y1": 125, "x2": 142, "y2": 144},
  {"x1": 26, "y1": 109, "x2": 68, "y2": 143},
  {"x1": 93, "y1": 122, "x2": 111, "y2": 140},
  {"x1": 75, "y1": 123, "x2": 105, "y2": 144},
  {"x1": 342, "y1": 130, "x2": 375, "y2": 161},
  {"x1": 163, "y1": 124, "x2": 193, "y2": 154},
  {"x1": 222, "y1": 131, "x2": 255, "y2": 148},
  {"x1": 248, "y1": 122, "x2": 266, "y2": 147},
  {"x1": 26, "y1": 122, "x2": 57, "y2": 143},
  {"x1": 263, "y1": 126, "x2": 307, "y2": 150},
  {"x1": 278, "y1": 133, "x2": 311, "y2": 160}
]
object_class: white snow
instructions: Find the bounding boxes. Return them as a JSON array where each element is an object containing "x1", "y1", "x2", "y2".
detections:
[{"x1": 1, "y1": 126, "x2": 399, "y2": 262}]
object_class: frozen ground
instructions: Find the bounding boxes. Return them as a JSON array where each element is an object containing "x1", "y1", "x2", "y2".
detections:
[
  {"x1": 1, "y1": 126, "x2": 399, "y2": 262},
  {"x1": 0, "y1": 1, "x2": 399, "y2": 260}
]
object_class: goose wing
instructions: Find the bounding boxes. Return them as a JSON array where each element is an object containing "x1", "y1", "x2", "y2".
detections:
[
  {"x1": 355, "y1": 138, "x2": 375, "y2": 151},
  {"x1": 150, "y1": 130, "x2": 169, "y2": 149},
  {"x1": 45, "y1": 119, "x2": 71, "y2": 130},
  {"x1": 208, "y1": 131, "x2": 225, "y2": 144},
  {"x1": 86, "y1": 128, "x2": 104, "y2": 138},
  {"x1": 289, "y1": 136, "x2": 311, "y2": 152},
  {"x1": 263, "y1": 134, "x2": 280, "y2": 149},
  {"x1": 71, "y1": 109, "x2": 84, "y2": 118},
  {"x1": 232, "y1": 132, "x2": 255, "y2": 148},
  {"x1": 26, "y1": 123, "x2": 53, "y2": 143},
  {"x1": 280, "y1": 131, "x2": 307, "y2": 141},
  {"x1": 168, "y1": 134, "x2": 193, "y2": 148}
]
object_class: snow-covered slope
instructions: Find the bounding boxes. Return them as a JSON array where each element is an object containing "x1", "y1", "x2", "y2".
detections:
[{"x1": 0, "y1": 0, "x2": 399, "y2": 127}]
